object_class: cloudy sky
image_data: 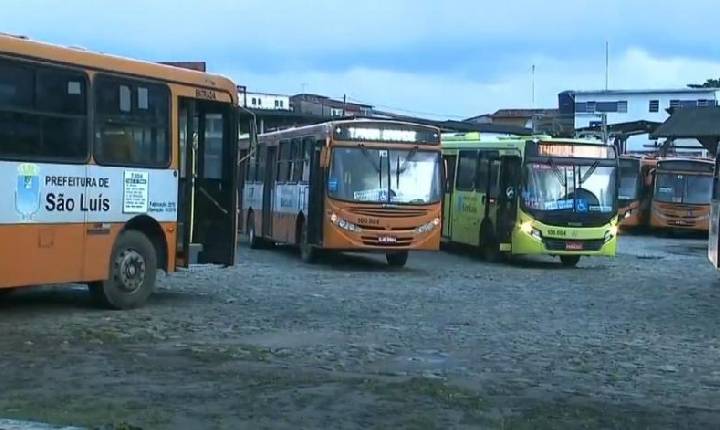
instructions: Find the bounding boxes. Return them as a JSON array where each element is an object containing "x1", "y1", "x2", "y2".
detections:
[{"x1": 5, "y1": 0, "x2": 720, "y2": 118}]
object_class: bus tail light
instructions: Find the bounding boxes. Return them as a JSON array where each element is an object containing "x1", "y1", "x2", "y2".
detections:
[{"x1": 415, "y1": 218, "x2": 440, "y2": 233}]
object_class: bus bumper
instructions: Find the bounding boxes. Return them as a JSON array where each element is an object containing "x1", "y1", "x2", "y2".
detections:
[{"x1": 509, "y1": 217, "x2": 618, "y2": 257}]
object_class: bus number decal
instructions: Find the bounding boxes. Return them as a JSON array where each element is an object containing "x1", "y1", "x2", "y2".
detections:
[
  {"x1": 546, "y1": 229, "x2": 567, "y2": 237},
  {"x1": 357, "y1": 217, "x2": 380, "y2": 226}
]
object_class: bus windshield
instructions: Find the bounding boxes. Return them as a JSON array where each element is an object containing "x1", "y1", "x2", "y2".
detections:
[
  {"x1": 654, "y1": 173, "x2": 712, "y2": 205},
  {"x1": 619, "y1": 160, "x2": 641, "y2": 201},
  {"x1": 523, "y1": 162, "x2": 616, "y2": 214},
  {"x1": 328, "y1": 147, "x2": 441, "y2": 205}
]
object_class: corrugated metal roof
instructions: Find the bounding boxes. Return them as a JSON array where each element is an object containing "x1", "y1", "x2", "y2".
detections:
[{"x1": 568, "y1": 88, "x2": 720, "y2": 96}]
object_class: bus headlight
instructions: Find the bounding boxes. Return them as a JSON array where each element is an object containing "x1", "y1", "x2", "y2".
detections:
[
  {"x1": 415, "y1": 218, "x2": 440, "y2": 233},
  {"x1": 605, "y1": 225, "x2": 619, "y2": 242},
  {"x1": 330, "y1": 213, "x2": 361, "y2": 232},
  {"x1": 520, "y1": 221, "x2": 542, "y2": 241}
]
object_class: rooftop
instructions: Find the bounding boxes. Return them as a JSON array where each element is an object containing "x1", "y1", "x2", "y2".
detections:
[{"x1": 563, "y1": 88, "x2": 720, "y2": 96}]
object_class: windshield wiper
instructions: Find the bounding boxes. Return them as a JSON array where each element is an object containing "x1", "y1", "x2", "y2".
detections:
[
  {"x1": 359, "y1": 145, "x2": 384, "y2": 189},
  {"x1": 547, "y1": 158, "x2": 567, "y2": 188},
  {"x1": 579, "y1": 160, "x2": 600, "y2": 185}
]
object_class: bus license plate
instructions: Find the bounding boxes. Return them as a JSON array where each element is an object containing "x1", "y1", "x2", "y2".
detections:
[
  {"x1": 565, "y1": 241, "x2": 583, "y2": 250},
  {"x1": 378, "y1": 236, "x2": 397, "y2": 243}
]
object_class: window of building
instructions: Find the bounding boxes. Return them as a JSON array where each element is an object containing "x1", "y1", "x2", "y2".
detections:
[
  {"x1": 251, "y1": 97, "x2": 256, "y2": 105},
  {"x1": 456, "y1": 151, "x2": 477, "y2": 190},
  {"x1": 617, "y1": 101, "x2": 628, "y2": 113},
  {"x1": 698, "y1": 99, "x2": 717, "y2": 107},
  {"x1": 94, "y1": 75, "x2": 169, "y2": 167},
  {"x1": 258, "y1": 98, "x2": 262, "y2": 106},
  {"x1": 279, "y1": 100, "x2": 284, "y2": 108},
  {"x1": 274, "y1": 100, "x2": 279, "y2": 108},
  {"x1": 0, "y1": 59, "x2": 88, "y2": 162},
  {"x1": 649, "y1": 100, "x2": 659, "y2": 112},
  {"x1": 574, "y1": 102, "x2": 587, "y2": 113},
  {"x1": 586, "y1": 101, "x2": 596, "y2": 113}
]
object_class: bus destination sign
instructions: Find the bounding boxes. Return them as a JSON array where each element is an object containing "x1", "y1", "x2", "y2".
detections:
[
  {"x1": 334, "y1": 124, "x2": 440, "y2": 145},
  {"x1": 537, "y1": 143, "x2": 616, "y2": 159}
]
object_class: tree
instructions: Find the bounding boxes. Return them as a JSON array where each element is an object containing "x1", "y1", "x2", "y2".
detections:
[{"x1": 688, "y1": 78, "x2": 720, "y2": 88}]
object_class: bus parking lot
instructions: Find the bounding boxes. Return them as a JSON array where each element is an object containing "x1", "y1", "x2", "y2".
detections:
[{"x1": 1, "y1": 234, "x2": 719, "y2": 429}]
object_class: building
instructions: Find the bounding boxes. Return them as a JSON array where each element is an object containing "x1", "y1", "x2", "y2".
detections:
[
  {"x1": 465, "y1": 108, "x2": 567, "y2": 136},
  {"x1": 559, "y1": 88, "x2": 720, "y2": 153},
  {"x1": 240, "y1": 91, "x2": 291, "y2": 111},
  {"x1": 290, "y1": 94, "x2": 373, "y2": 117}
]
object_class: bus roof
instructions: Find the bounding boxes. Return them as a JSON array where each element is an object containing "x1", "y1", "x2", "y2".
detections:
[
  {"x1": 657, "y1": 156, "x2": 714, "y2": 165},
  {"x1": 0, "y1": 33, "x2": 238, "y2": 104},
  {"x1": 252, "y1": 118, "x2": 441, "y2": 139},
  {"x1": 441, "y1": 133, "x2": 608, "y2": 149}
]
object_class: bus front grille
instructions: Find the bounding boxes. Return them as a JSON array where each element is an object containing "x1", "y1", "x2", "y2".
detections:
[{"x1": 349, "y1": 207, "x2": 427, "y2": 218}]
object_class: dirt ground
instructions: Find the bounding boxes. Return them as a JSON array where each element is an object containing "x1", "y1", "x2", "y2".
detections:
[{"x1": 1, "y1": 233, "x2": 719, "y2": 429}]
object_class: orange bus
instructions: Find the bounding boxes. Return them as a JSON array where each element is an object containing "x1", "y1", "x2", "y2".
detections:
[
  {"x1": 618, "y1": 155, "x2": 656, "y2": 228},
  {"x1": 240, "y1": 120, "x2": 443, "y2": 266},
  {"x1": 649, "y1": 157, "x2": 714, "y2": 232},
  {"x1": 0, "y1": 34, "x2": 239, "y2": 308}
]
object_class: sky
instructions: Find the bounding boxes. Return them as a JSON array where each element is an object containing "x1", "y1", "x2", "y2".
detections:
[{"x1": 5, "y1": 0, "x2": 720, "y2": 119}]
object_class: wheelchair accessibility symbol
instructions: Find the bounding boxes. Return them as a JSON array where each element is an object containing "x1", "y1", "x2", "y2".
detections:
[{"x1": 576, "y1": 199, "x2": 588, "y2": 213}]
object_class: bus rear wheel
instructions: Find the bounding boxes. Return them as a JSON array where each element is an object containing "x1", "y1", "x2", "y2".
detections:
[
  {"x1": 90, "y1": 230, "x2": 157, "y2": 310},
  {"x1": 560, "y1": 255, "x2": 581, "y2": 267},
  {"x1": 386, "y1": 251, "x2": 409, "y2": 267}
]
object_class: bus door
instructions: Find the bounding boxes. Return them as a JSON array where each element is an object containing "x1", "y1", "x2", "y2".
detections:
[
  {"x1": 442, "y1": 154, "x2": 457, "y2": 238},
  {"x1": 497, "y1": 156, "x2": 521, "y2": 247},
  {"x1": 262, "y1": 146, "x2": 277, "y2": 238},
  {"x1": 306, "y1": 140, "x2": 324, "y2": 245},
  {"x1": 477, "y1": 151, "x2": 500, "y2": 246},
  {"x1": 450, "y1": 150, "x2": 480, "y2": 245},
  {"x1": 178, "y1": 98, "x2": 238, "y2": 266}
]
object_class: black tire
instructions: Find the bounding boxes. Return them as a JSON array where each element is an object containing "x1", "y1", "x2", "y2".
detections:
[
  {"x1": 299, "y1": 221, "x2": 318, "y2": 263},
  {"x1": 560, "y1": 255, "x2": 581, "y2": 267},
  {"x1": 89, "y1": 230, "x2": 157, "y2": 310},
  {"x1": 386, "y1": 251, "x2": 409, "y2": 267},
  {"x1": 247, "y1": 214, "x2": 263, "y2": 249}
]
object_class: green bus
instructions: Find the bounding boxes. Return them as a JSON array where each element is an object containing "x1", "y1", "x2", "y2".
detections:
[{"x1": 441, "y1": 133, "x2": 619, "y2": 266}]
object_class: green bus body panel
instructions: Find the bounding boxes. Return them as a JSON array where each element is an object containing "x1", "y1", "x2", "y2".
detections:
[{"x1": 441, "y1": 133, "x2": 618, "y2": 258}]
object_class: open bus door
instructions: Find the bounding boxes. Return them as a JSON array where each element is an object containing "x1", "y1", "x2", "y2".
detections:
[
  {"x1": 178, "y1": 98, "x2": 238, "y2": 266},
  {"x1": 307, "y1": 140, "x2": 325, "y2": 245}
]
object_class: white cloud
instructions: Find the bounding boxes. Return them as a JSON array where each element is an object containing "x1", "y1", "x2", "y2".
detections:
[{"x1": 228, "y1": 48, "x2": 720, "y2": 119}]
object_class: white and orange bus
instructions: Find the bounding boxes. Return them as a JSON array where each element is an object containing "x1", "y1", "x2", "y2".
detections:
[
  {"x1": 240, "y1": 120, "x2": 443, "y2": 267},
  {"x1": 0, "y1": 34, "x2": 239, "y2": 308}
]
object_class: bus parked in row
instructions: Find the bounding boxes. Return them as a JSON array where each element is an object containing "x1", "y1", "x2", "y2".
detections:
[
  {"x1": 649, "y1": 157, "x2": 713, "y2": 232},
  {"x1": 240, "y1": 120, "x2": 443, "y2": 267},
  {"x1": 441, "y1": 134, "x2": 619, "y2": 266},
  {"x1": 0, "y1": 34, "x2": 239, "y2": 308},
  {"x1": 618, "y1": 155, "x2": 656, "y2": 229}
]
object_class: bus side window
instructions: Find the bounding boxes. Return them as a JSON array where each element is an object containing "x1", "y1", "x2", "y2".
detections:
[
  {"x1": 456, "y1": 151, "x2": 477, "y2": 191},
  {"x1": 443, "y1": 155, "x2": 456, "y2": 193},
  {"x1": 277, "y1": 140, "x2": 291, "y2": 182},
  {"x1": 257, "y1": 144, "x2": 266, "y2": 183},
  {"x1": 291, "y1": 138, "x2": 302, "y2": 182},
  {"x1": 301, "y1": 137, "x2": 314, "y2": 182},
  {"x1": 94, "y1": 75, "x2": 169, "y2": 167},
  {"x1": 0, "y1": 59, "x2": 88, "y2": 162},
  {"x1": 476, "y1": 157, "x2": 489, "y2": 193},
  {"x1": 202, "y1": 113, "x2": 223, "y2": 179}
]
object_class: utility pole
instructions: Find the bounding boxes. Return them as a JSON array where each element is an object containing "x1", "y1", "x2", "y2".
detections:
[
  {"x1": 342, "y1": 94, "x2": 347, "y2": 117},
  {"x1": 605, "y1": 41, "x2": 609, "y2": 91},
  {"x1": 531, "y1": 64, "x2": 536, "y2": 107}
]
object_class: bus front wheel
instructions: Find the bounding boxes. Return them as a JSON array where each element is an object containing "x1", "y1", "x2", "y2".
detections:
[
  {"x1": 386, "y1": 251, "x2": 408, "y2": 267},
  {"x1": 90, "y1": 230, "x2": 157, "y2": 310},
  {"x1": 560, "y1": 255, "x2": 581, "y2": 267}
]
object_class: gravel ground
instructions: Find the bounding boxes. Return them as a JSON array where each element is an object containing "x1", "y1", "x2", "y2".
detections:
[{"x1": 1, "y1": 233, "x2": 719, "y2": 429}]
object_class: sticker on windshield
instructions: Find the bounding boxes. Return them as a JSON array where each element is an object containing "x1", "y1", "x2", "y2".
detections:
[
  {"x1": 378, "y1": 150, "x2": 388, "y2": 158},
  {"x1": 544, "y1": 199, "x2": 574, "y2": 211},
  {"x1": 328, "y1": 178, "x2": 338, "y2": 192},
  {"x1": 354, "y1": 188, "x2": 387, "y2": 201},
  {"x1": 589, "y1": 205, "x2": 613, "y2": 212},
  {"x1": 576, "y1": 199, "x2": 588, "y2": 213}
]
